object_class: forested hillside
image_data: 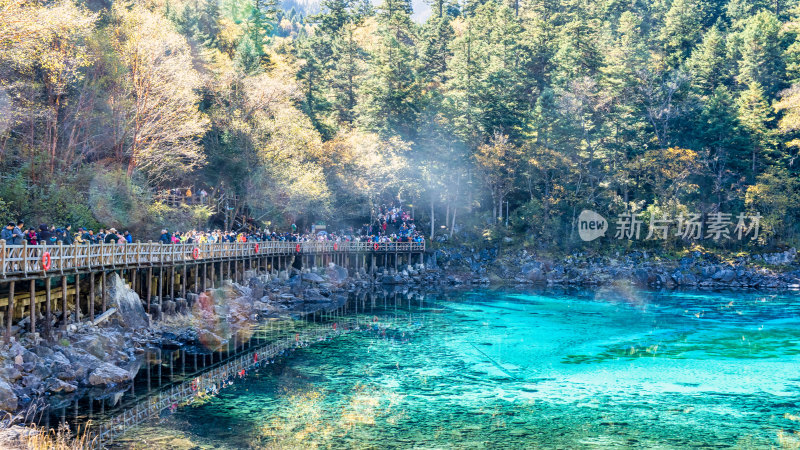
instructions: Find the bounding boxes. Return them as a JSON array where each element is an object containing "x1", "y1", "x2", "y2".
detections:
[{"x1": 1, "y1": 0, "x2": 799, "y2": 250}]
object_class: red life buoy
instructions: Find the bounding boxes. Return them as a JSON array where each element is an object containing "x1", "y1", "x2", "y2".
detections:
[
  {"x1": 295, "y1": 243, "x2": 301, "y2": 253},
  {"x1": 254, "y1": 243, "x2": 260, "y2": 253},
  {"x1": 41, "y1": 252, "x2": 51, "y2": 271},
  {"x1": 373, "y1": 243, "x2": 380, "y2": 251},
  {"x1": 333, "y1": 322, "x2": 338, "y2": 331},
  {"x1": 192, "y1": 247, "x2": 200, "y2": 259},
  {"x1": 333, "y1": 243, "x2": 338, "y2": 251}
]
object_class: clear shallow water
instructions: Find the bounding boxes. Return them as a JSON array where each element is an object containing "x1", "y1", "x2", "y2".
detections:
[{"x1": 116, "y1": 288, "x2": 800, "y2": 448}]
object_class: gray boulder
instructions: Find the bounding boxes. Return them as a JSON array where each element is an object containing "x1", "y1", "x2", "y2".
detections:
[
  {"x1": 759, "y1": 248, "x2": 797, "y2": 265},
  {"x1": 701, "y1": 266, "x2": 718, "y2": 278},
  {"x1": 46, "y1": 378, "x2": 77, "y2": 394},
  {"x1": 633, "y1": 268, "x2": 651, "y2": 285},
  {"x1": 302, "y1": 272, "x2": 325, "y2": 283},
  {"x1": 325, "y1": 265, "x2": 349, "y2": 285},
  {"x1": 107, "y1": 274, "x2": 150, "y2": 329},
  {"x1": 0, "y1": 380, "x2": 18, "y2": 412},
  {"x1": 526, "y1": 268, "x2": 546, "y2": 283},
  {"x1": 88, "y1": 362, "x2": 131, "y2": 386},
  {"x1": 0, "y1": 364, "x2": 21, "y2": 383},
  {"x1": 712, "y1": 269, "x2": 736, "y2": 283}
]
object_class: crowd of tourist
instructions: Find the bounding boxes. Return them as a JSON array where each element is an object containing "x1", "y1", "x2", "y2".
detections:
[
  {"x1": 1, "y1": 221, "x2": 133, "y2": 245},
  {"x1": 361, "y1": 204, "x2": 418, "y2": 242},
  {"x1": 0, "y1": 203, "x2": 424, "y2": 246}
]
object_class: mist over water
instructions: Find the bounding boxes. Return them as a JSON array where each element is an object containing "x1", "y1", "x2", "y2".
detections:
[{"x1": 115, "y1": 288, "x2": 800, "y2": 448}]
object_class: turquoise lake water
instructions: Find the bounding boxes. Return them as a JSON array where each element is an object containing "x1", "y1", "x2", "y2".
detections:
[{"x1": 116, "y1": 288, "x2": 800, "y2": 448}]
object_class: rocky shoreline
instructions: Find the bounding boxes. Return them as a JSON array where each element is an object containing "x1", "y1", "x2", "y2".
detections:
[{"x1": 429, "y1": 246, "x2": 800, "y2": 290}]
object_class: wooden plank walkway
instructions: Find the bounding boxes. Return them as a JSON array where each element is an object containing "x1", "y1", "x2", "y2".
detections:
[
  {"x1": 0, "y1": 241, "x2": 425, "y2": 281},
  {"x1": 0, "y1": 240, "x2": 425, "y2": 339}
]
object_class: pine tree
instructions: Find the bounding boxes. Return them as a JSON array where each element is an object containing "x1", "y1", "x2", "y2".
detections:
[
  {"x1": 360, "y1": 0, "x2": 419, "y2": 138},
  {"x1": 733, "y1": 11, "x2": 786, "y2": 96},
  {"x1": 737, "y1": 82, "x2": 777, "y2": 176},
  {"x1": 296, "y1": 35, "x2": 334, "y2": 138},
  {"x1": 686, "y1": 25, "x2": 731, "y2": 96},
  {"x1": 552, "y1": 17, "x2": 603, "y2": 82},
  {"x1": 234, "y1": 34, "x2": 262, "y2": 74},
  {"x1": 329, "y1": 24, "x2": 368, "y2": 125},
  {"x1": 198, "y1": 0, "x2": 222, "y2": 47},
  {"x1": 697, "y1": 86, "x2": 751, "y2": 205},
  {"x1": 419, "y1": 13, "x2": 453, "y2": 84},
  {"x1": 660, "y1": 0, "x2": 707, "y2": 68}
]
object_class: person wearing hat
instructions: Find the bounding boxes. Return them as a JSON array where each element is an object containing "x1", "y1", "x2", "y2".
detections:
[
  {"x1": 38, "y1": 224, "x2": 52, "y2": 245},
  {"x1": 80, "y1": 227, "x2": 92, "y2": 244},
  {"x1": 63, "y1": 225, "x2": 74, "y2": 245},
  {"x1": 104, "y1": 228, "x2": 119, "y2": 244}
]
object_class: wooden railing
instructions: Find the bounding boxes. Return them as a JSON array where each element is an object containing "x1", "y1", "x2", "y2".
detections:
[{"x1": 0, "y1": 240, "x2": 425, "y2": 279}]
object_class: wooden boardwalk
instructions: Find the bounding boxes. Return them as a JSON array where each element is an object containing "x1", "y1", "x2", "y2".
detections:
[
  {"x1": 0, "y1": 241, "x2": 424, "y2": 280},
  {"x1": 0, "y1": 240, "x2": 425, "y2": 339}
]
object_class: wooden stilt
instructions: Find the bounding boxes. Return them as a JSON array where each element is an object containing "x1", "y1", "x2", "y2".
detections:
[
  {"x1": 61, "y1": 276, "x2": 67, "y2": 327},
  {"x1": 74, "y1": 274, "x2": 80, "y2": 323},
  {"x1": 170, "y1": 266, "x2": 175, "y2": 301},
  {"x1": 45, "y1": 277, "x2": 51, "y2": 339},
  {"x1": 102, "y1": 271, "x2": 107, "y2": 313},
  {"x1": 158, "y1": 267, "x2": 163, "y2": 317},
  {"x1": 29, "y1": 279, "x2": 35, "y2": 334},
  {"x1": 181, "y1": 265, "x2": 187, "y2": 300},
  {"x1": 147, "y1": 267, "x2": 152, "y2": 314},
  {"x1": 89, "y1": 273, "x2": 95, "y2": 322},
  {"x1": 6, "y1": 281, "x2": 14, "y2": 340}
]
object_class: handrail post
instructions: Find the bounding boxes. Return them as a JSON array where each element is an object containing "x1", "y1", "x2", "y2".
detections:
[
  {"x1": 0, "y1": 239, "x2": 5, "y2": 278},
  {"x1": 22, "y1": 240, "x2": 27, "y2": 278},
  {"x1": 58, "y1": 241, "x2": 64, "y2": 275}
]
